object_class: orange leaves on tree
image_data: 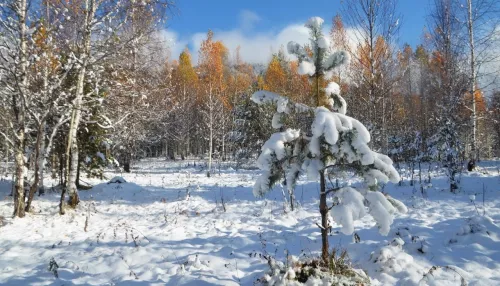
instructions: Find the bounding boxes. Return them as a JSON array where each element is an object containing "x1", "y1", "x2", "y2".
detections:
[
  {"x1": 170, "y1": 48, "x2": 199, "y2": 105},
  {"x1": 176, "y1": 48, "x2": 198, "y2": 87},
  {"x1": 288, "y1": 61, "x2": 311, "y2": 104},
  {"x1": 227, "y1": 46, "x2": 254, "y2": 98},
  {"x1": 462, "y1": 88, "x2": 487, "y2": 116},
  {"x1": 330, "y1": 14, "x2": 349, "y2": 52},
  {"x1": 198, "y1": 30, "x2": 230, "y2": 107},
  {"x1": 355, "y1": 36, "x2": 392, "y2": 81},
  {"x1": 31, "y1": 22, "x2": 60, "y2": 74},
  {"x1": 264, "y1": 55, "x2": 287, "y2": 94},
  {"x1": 199, "y1": 31, "x2": 228, "y2": 88}
]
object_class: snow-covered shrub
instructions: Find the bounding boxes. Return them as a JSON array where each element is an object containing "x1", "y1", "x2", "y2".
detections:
[
  {"x1": 257, "y1": 249, "x2": 369, "y2": 286},
  {"x1": 457, "y1": 216, "x2": 495, "y2": 236},
  {"x1": 369, "y1": 238, "x2": 414, "y2": 274},
  {"x1": 233, "y1": 93, "x2": 275, "y2": 168},
  {"x1": 78, "y1": 113, "x2": 116, "y2": 179},
  {"x1": 180, "y1": 255, "x2": 210, "y2": 272},
  {"x1": 394, "y1": 226, "x2": 429, "y2": 254},
  {"x1": 420, "y1": 265, "x2": 469, "y2": 286},
  {"x1": 427, "y1": 116, "x2": 464, "y2": 192},
  {"x1": 389, "y1": 132, "x2": 424, "y2": 186},
  {"x1": 252, "y1": 17, "x2": 407, "y2": 267}
]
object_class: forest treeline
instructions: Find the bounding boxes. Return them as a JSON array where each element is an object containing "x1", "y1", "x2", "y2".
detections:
[{"x1": 0, "y1": 0, "x2": 499, "y2": 217}]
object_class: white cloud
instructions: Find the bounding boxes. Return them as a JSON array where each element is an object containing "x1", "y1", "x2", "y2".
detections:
[
  {"x1": 163, "y1": 12, "x2": 360, "y2": 65},
  {"x1": 239, "y1": 10, "x2": 261, "y2": 31},
  {"x1": 190, "y1": 24, "x2": 310, "y2": 64},
  {"x1": 155, "y1": 29, "x2": 188, "y2": 61},
  {"x1": 164, "y1": 24, "x2": 310, "y2": 65}
]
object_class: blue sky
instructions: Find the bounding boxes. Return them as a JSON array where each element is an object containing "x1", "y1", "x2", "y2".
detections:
[{"x1": 164, "y1": 0, "x2": 430, "y2": 64}]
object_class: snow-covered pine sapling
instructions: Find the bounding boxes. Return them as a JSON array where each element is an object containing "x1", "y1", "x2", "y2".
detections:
[
  {"x1": 428, "y1": 115, "x2": 464, "y2": 193},
  {"x1": 252, "y1": 17, "x2": 406, "y2": 266}
]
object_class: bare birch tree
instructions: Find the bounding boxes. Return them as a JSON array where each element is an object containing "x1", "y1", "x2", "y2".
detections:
[
  {"x1": 341, "y1": 0, "x2": 402, "y2": 152},
  {"x1": 0, "y1": 0, "x2": 31, "y2": 217}
]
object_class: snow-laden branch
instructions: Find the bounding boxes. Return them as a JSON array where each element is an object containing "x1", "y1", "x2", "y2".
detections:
[
  {"x1": 0, "y1": 130, "x2": 14, "y2": 147},
  {"x1": 84, "y1": 112, "x2": 131, "y2": 130}
]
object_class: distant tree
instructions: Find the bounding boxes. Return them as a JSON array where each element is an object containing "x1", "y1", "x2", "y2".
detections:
[
  {"x1": 264, "y1": 54, "x2": 288, "y2": 95},
  {"x1": 490, "y1": 91, "x2": 500, "y2": 156},
  {"x1": 170, "y1": 48, "x2": 199, "y2": 159},
  {"x1": 342, "y1": 0, "x2": 402, "y2": 152},
  {"x1": 426, "y1": 0, "x2": 469, "y2": 189},
  {"x1": 329, "y1": 14, "x2": 351, "y2": 88},
  {"x1": 0, "y1": 0, "x2": 31, "y2": 217},
  {"x1": 460, "y1": 0, "x2": 500, "y2": 162},
  {"x1": 198, "y1": 31, "x2": 229, "y2": 176}
]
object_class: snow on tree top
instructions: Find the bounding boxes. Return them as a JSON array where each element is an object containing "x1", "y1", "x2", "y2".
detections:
[
  {"x1": 288, "y1": 17, "x2": 350, "y2": 78},
  {"x1": 305, "y1": 17, "x2": 324, "y2": 30}
]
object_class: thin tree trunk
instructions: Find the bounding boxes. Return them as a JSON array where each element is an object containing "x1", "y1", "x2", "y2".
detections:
[
  {"x1": 26, "y1": 53, "x2": 52, "y2": 205},
  {"x1": 13, "y1": 147, "x2": 25, "y2": 217},
  {"x1": 38, "y1": 133, "x2": 45, "y2": 195},
  {"x1": 25, "y1": 123, "x2": 45, "y2": 212},
  {"x1": 64, "y1": 80, "x2": 84, "y2": 208},
  {"x1": 4, "y1": 140, "x2": 8, "y2": 176},
  {"x1": 13, "y1": 0, "x2": 28, "y2": 218},
  {"x1": 60, "y1": 109, "x2": 76, "y2": 214},
  {"x1": 76, "y1": 151, "x2": 81, "y2": 188},
  {"x1": 221, "y1": 113, "x2": 225, "y2": 162},
  {"x1": 207, "y1": 84, "x2": 213, "y2": 177},
  {"x1": 319, "y1": 170, "x2": 329, "y2": 264},
  {"x1": 59, "y1": 150, "x2": 64, "y2": 186},
  {"x1": 123, "y1": 151, "x2": 131, "y2": 172},
  {"x1": 467, "y1": 0, "x2": 477, "y2": 162}
]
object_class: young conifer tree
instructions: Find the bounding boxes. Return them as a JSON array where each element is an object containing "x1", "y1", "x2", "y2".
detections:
[{"x1": 251, "y1": 17, "x2": 407, "y2": 265}]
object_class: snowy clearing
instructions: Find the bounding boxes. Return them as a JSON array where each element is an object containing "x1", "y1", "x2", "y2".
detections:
[{"x1": 1, "y1": 159, "x2": 499, "y2": 285}]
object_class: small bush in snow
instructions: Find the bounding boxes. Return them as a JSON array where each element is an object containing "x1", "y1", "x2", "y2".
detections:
[
  {"x1": 457, "y1": 216, "x2": 493, "y2": 236},
  {"x1": 257, "y1": 248, "x2": 369, "y2": 285},
  {"x1": 420, "y1": 265, "x2": 468, "y2": 286}
]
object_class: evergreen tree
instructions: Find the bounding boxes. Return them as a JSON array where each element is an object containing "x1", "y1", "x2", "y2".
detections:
[
  {"x1": 233, "y1": 93, "x2": 274, "y2": 166},
  {"x1": 252, "y1": 17, "x2": 406, "y2": 266}
]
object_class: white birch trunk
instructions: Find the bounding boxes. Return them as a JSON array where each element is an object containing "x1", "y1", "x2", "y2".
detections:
[
  {"x1": 61, "y1": 0, "x2": 95, "y2": 213},
  {"x1": 38, "y1": 132, "x2": 45, "y2": 194},
  {"x1": 207, "y1": 83, "x2": 213, "y2": 177},
  {"x1": 467, "y1": 0, "x2": 477, "y2": 161},
  {"x1": 13, "y1": 0, "x2": 28, "y2": 218},
  {"x1": 3, "y1": 140, "x2": 8, "y2": 176}
]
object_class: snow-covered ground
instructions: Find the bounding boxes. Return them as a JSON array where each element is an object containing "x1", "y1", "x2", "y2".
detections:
[{"x1": 0, "y1": 159, "x2": 499, "y2": 285}]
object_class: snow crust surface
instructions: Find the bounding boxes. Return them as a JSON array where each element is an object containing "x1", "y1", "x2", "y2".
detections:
[{"x1": 0, "y1": 160, "x2": 499, "y2": 285}]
